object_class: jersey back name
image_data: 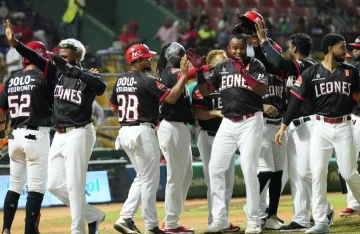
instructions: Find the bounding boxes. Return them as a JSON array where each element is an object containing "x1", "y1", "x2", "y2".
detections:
[
  {"x1": 263, "y1": 74, "x2": 286, "y2": 118},
  {"x1": 0, "y1": 70, "x2": 52, "y2": 127},
  {"x1": 109, "y1": 70, "x2": 170, "y2": 124}
]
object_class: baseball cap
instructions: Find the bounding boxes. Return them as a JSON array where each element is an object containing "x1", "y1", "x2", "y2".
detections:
[
  {"x1": 349, "y1": 36, "x2": 360, "y2": 48},
  {"x1": 129, "y1": 19, "x2": 139, "y2": 27},
  {"x1": 345, "y1": 53, "x2": 352, "y2": 58}
]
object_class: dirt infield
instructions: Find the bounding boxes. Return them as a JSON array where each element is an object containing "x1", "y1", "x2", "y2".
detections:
[{"x1": 2, "y1": 193, "x2": 359, "y2": 233}]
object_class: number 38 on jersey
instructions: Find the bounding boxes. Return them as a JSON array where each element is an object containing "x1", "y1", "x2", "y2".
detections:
[{"x1": 117, "y1": 94, "x2": 139, "y2": 122}]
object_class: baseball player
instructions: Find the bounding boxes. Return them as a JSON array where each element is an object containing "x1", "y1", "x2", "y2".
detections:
[
  {"x1": 192, "y1": 34, "x2": 268, "y2": 233},
  {"x1": 254, "y1": 20, "x2": 336, "y2": 231},
  {"x1": 5, "y1": 20, "x2": 106, "y2": 234},
  {"x1": 0, "y1": 41, "x2": 52, "y2": 234},
  {"x1": 251, "y1": 37, "x2": 286, "y2": 230},
  {"x1": 110, "y1": 44, "x2": 190, "y2": 234},
  {"x1": 340, "y1": 36, "x2": 360, "y2": 217},
  {"x1": 276, "y1": 33, "x2": 360, "y2": 234},
  {"x1": 155, "y1": 42, "x2": 195, "y2": 234},
  {"x1": 189, "y1": 49, "x2": 240, "y2": 233}
]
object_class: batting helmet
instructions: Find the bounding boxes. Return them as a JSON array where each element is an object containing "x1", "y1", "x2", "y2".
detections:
[
  {"x1": 23, "y1": 41, "x2": 47, "y2": 64},
  {"x1": 236, "y1": 10, "x2": 265, "y2": 35},
  {"x1": 125, "y1": 44, "x2": 156, "y2": 63}
]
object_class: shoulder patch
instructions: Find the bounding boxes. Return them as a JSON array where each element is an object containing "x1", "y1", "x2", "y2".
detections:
[
  {"x1": 193, "y1": 89, "x2": 203, "y2": 99},
  {"x1": 171, "y1": 68, "x2": 180, "y2": 74},
  {"x1": 294, "y1": 76, "x2": 302, "y2": 87},
  {"x1": 156, "y1": 81, "x2": 165, "y2": 89}
]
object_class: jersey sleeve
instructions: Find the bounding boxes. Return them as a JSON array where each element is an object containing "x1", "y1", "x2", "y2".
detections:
[
  {"x1": 289, "y1": 68, "x2": 311, "y2": 101},
  {"x1": 160, "y1": 68, "x2": 178, "y2": 88},
  {"x1": 351, "y1": 67, "x2": 360, "y2": 95},
  {"x1": 108, "y1": 79, "x2": 118, "y2": 108},
  {"x1": 249, "y1": 59, "x2": 268, "y2": 84},
  {"x1": 147, "y1": 78, "x2": 171, "y2": 103},
  {"x1": 0, "y1": 83, "x2": 8, "y2": 112},
  {"x1": 207, "y1": 64, "x2": 220, "y2": 90},
  {"x1": 191, "y1": 85, "x2": 208, "y2": 109}
]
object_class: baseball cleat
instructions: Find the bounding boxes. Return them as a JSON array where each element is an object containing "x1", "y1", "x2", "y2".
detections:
[
  {"x1": 339, "y1": 207, "x2": 360, "y2": 217},
  {"x1": 88, "y1": 213, "x2": 105, "y2": 234},
  {"x1": 114, "y1": 218, "x2": 141, "y2": 234},
  {"x1": 280, "y1": 221, "x2": 307, "y2": 232},
  {"x1": 204, "y1": 220, "x2": 230, "y2": 233},
  {"x1": 265, "y1": 215, "x2": 284, "y2": 230},
  {"x1": 305, "y1": 224, "x2": 329, "y2": 234},
  {"x1": 223, "y1": 223, "x2": 240, "y2": 233},
  {"x1": 162, "y1": 223, "x2": 195, "y2": 234},
  {"x1": 145, "y1": 227, "x2": 166, "y2": 234},
  {"x1": 244, "y1": 224, "x2": 261, "y2": 234},
  {"x1": 2, "y1": 229, "x2": 10, "y2": 234},
  {"x1": 327, "y1": 209, "x2": 334, "y2": 226}
]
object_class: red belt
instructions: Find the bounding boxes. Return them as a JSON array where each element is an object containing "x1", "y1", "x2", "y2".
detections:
[
  {"x1": 315, "y1": 115, "x2": 351, "y2": 124},
  {"x1": 56, "y1": 126, "x2": 85, "y2": 134},
  {"x1": 230, "y1": 113, "x2": 255, "y2": 122}
]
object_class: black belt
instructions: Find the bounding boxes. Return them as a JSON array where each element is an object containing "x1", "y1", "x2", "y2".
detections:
[
  {"x1": 293, "y1": 117, "x2": 311, "y2": 127},
  {"x1": 265, "y1": 119, "x2": 282, "y2": 125},
  {"x1": 122, "y1": 122, "x2": 155, "y2": 129},
  {"x1": 14, "y1": 126, "x2": 39, "y2": 131},
  {"x1": 164, "y1": 118, "x2": 188, "y2": 125},
  {"x1": 206, "y1": 131, "x2": 216, "y2": 137}
]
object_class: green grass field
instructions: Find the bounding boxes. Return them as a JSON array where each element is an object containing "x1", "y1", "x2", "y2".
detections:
[{"x1": 3, "y1": 192, "x2": 360, "y2": 233}]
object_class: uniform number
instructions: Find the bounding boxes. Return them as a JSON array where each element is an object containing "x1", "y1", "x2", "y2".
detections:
[
  {"x1": 8, "y1": 95, "x2": 31, "y2": 118},
  {"x1": 117, "y1": 94, "x2": 139, "y2": 122}
]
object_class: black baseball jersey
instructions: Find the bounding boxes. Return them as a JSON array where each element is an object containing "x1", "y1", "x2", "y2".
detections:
[
  {"x1": 207, "y1": 57, "x2": 267, "y2": 118},
  {"x1": 109, "y1": 70, "x2": 170, "y2": 124},
  {"x1": 191, "y1": 84, "x2": 222, "y2": 132},
  {"x1": 291, "y1": 63, "x2": 360, "y2": 117},
  {"x1": 14, "y1": 42, "x2": 107, "y2": 128},
  {"x1": 351, "y1": 61, "x2": 360, "y2": 115},
  {"x1": 160, "y1": 67, "x2": 195, "y2": 124},
  {"x1": 263, "y1": 74, "x2": 286, "y2": 118},
  {"x1": 0, "y1": 69, "x2": 52, "y2": 127}
]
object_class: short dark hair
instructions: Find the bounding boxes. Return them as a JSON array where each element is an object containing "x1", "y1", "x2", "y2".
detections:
[
  {"x1": 289, "y1": 33, "x2": 312, "y2": 56},
  {"x1": 321, "y1": 33, "x2": 346, "y2": 55},
  {"x1": 228, "y1": 34, "x2": 247, "y2": 46}
]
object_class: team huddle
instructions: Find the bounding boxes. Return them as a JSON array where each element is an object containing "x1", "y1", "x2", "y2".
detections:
[{"x1": 1, "y1": 9, "x2": 360, "y2": 234}]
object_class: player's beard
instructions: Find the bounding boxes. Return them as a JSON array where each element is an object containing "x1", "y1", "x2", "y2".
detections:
[
  {"x1": 353, "y1": 55, "x2": 360, "y2": 62},
  {"x1": 332, "y1": 52, "x2": 345, "y2": 63}
]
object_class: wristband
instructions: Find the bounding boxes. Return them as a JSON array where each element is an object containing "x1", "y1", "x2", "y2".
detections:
[
  {"x1": 203, "y1": 65, "x2": 209, "y2": 73},
  {"x1": 196, "y1": 69, "x2": 206, "y2": 85}
]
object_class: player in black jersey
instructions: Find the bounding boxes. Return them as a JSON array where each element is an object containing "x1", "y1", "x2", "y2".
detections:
[
  {"x1": 154, "y1": 42, "x2": 195, "y2": 234},
  {"x1": 190, "y1": 49, "x2": 240, "y2": 233},
  {"x1": 110, "y1": 44, "x2": 190, "y2": 234},
  {"x1": 5, "y1": 20, "x2": 106, "y2": 234},
  {"x1": 254, "y1": 19, "x2": 336, "y2": 231},
  {"x1": 192, "y1": 34, "x2": 268, "y2": 233},
  {"x1": 0, "y1": 41, "x2": 52, "y2": 234},
  {"x1": 250, "y1": 37, "x2": 286, "y2": 230},
  {"x1": 276, "y1": 33, "x2": 360, "y2": 234},
  {"x1": 340, "y1": 36, "x2": 360, "y2": 217}
]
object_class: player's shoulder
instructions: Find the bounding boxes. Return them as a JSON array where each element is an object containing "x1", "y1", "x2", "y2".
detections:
[
  {"x1": 215, "y1": 58, "x2": 231, "y2": 69},
  {"x1": 249, "y1": 57, "x2": 265, "y2": 69},
  {"x1": 339, "y1": 62, "x2": 356, "y2": 69}
]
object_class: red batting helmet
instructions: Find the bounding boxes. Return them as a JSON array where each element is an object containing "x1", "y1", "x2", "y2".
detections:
[
  {"x1": 23, "y1": 41, "x2": 47, "y2": 64},
  {"x1": 237, "y1": 10, "x2": 265, "y2": 35},
  {"x1": 125, "y1": 44, "x2": 156, "y2": 63}
]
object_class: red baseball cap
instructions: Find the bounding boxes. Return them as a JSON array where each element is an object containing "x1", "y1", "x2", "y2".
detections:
[
  {"x1": 346, "y1": 53, "x2": 352, "y2": 58},
  {"x1": 349, "y1": 36, "x2": 360, "y2": 48}
]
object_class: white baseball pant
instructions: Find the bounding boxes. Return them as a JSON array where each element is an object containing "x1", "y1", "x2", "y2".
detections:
[
  {"x1": 209, "y1": 112, "x2": 263, "y2": 227},
  {"x1": 47, "y1": 123, "x2": 104, "y2": 234},
  {"x1": 310, "y1": 115, "x2": 360, "y2": 225},
  {"x1": 197, "y1": 129, "x2": 235, "y2": 225},
  {"x1": 118, "y1": 123, "x2": 160, "y2": 230},
  {"x1": 344, "y1": 114, "x2": 360, "y2": 210},
  {"x1": 8, "y1": 127, "x2": 50, "y2": 195},
  {"x1": 158, "y1": 120, "x2": 193, "y2": 229},
  {"x1": 258, "y1": 118, "x2": 286, "y2": 218}
]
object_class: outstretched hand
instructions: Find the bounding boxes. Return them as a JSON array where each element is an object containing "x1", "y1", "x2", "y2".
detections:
[
  {"x1": 254, "y1": 19, "x2": 267, "y2": 43},
  {"x1": 186, "y1": 48, "x2": 206, "y2": 70},
  {"x1": 4, "y1": 19, "x2": 18, "y2": 47}
]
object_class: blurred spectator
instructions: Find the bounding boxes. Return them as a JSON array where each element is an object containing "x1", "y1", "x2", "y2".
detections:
[
  {"x1": 309, "y1": 17, "x2": 329, "y2": 36},
  {"x1": 6, "y1": 46, "x2": 22, "y2": 77},
  {"x1": 59, "y1": 0, "x2": 86, "y2": 39},
  {"x1": 12, "y1": 12, "x2": 32, "y2": 44},
  {"x1": 173, "y1": 20, "x2": 184, "y2": 43},
  {"x1": 262, "y1": 12, "x2": 276, "y2": 35},
  {"x1": 182, "y1": 20, "x2": 199, "y2": 49},
  {"x1": 191, "y1": 5, "x2": 209, "y2": 29},
  {"x1": 92, "y1": 100, "x2": 105, "y2": 126},
  {"x1": 352, "y1": 16, "x2": 360, "y2": 33},
  {"x1": 197, "y1": 19, "x2": 216, "y2": 54},
  {"x1": 217, "y1": 19, "x2": 230, "y2": 50},
  {"x1": 118, "y1": 20, "x2": 143, "y2": 53},
  {"x1": 154, "y1": 16, "x2": 178, "y2": 48},
  {"x1": 0, "y1": 1, "x2": 9, "y2": 21},
  {"x1": 82, "y1": 45, "x2": 99, "y2": 69},
  {"x1": 278, "y1": 15, "x2": 291, "y2": 35},
  {"x1": 289, "y1": 17, "x2": 308, "y2": 34},
  {"x1": 32, "y1": 12, "x2": 48, "y2": 47}
]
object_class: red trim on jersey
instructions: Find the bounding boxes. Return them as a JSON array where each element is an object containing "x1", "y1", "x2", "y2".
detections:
[
  {"x1": 160, "y1": 89, "x2": 171, "y2": 103},
  {"x1": 108, "y1": 100, "x2": 117, "y2": 108},
  {"x1": 0, "y1": 108, "x2": 8, "y2": 113},
  {"x1": 280, "y1": 70, "x2": 286, "y2": 80},
  {"x1": 290, "y1": 90, "x2": 306, "y2": 101},
  {"x1": 192, "y1": 104, "x2": 208, "y2": 109},
  {"x1": 207, "y1": 80, "x2": 216, "y2": 91},
  {"x1": 353, "y1": 92, "x2": 360, "y2": 101},
  {"x1": 292, "y1": 60, "x2": 301, "y2": 76},
  {"x1": 43, "y1": 59, "x2": 49, "y2": 79}
]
